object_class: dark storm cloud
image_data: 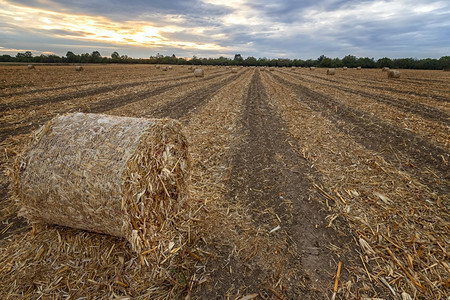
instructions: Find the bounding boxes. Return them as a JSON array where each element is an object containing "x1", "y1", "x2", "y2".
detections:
[
  {"x1": 1, "y1": 0, "x2": 449, "y2": 59},
  {"x1": 7, "y1": 0, "x2": 229, "y2": 21}
]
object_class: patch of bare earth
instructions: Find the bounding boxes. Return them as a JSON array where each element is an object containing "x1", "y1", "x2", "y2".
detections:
[{"x1": 194, "y1": 70, "x2": 363, "y2": 299}]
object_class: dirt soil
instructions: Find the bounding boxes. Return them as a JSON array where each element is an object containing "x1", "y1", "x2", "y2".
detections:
[
  {"x1": 0, "y1": 65, "x2": 448, "y2": 299},
  {"x1": 195, "y1": 71, "x2": 362, "y2": 299}
]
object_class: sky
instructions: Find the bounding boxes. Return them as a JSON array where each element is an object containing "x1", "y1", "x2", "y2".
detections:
[{"x1": 0, "y1": 0, "x2": 449, "y2": 60}]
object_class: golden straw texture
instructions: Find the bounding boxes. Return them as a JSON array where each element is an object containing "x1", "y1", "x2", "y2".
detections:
[{"x1": 12, "y1": 113, "x2": 191, "y2": 253}]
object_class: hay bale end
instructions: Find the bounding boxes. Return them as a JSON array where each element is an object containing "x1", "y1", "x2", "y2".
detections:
[
  {"x1": 12, "y1": 113, "x2": 191, "y2": 253},
  {"x1": 388, "y1": 70, "x2": 401, "y2": 78},
  {"x1": 194, "y1": 68, "x2": 204, "y2": 77}
]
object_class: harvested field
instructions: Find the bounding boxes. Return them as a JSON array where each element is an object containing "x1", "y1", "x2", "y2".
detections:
[{"x1": 0, "y1": 65, "x2": 448, "y2": 299}]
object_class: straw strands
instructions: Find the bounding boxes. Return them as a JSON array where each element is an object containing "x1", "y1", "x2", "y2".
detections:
[
  {"x1": 11, "y1": 113, "x2": 191, "y2": 253},
  {"x1": 388, "y1": 70, "x2": 401, "y2": 78},
  {"x1": 194, "y1": 69, "x2": 204, "y2": 77}
]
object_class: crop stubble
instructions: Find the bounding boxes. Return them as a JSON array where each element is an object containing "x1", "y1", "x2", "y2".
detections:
[{"x1": 0, "y1": 65, "x2": 448, "y2": 299}]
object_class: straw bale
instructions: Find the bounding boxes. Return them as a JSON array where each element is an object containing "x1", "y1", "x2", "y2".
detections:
[
  {"x1": 343, "y1": 67, "x2": 348, "y2": 70},
  {"x1": 155, "y1": 65, "x2": 160, "y2": 69},
  {"x1": 309, "y1": 67, "x2": 316, "y2": 70},
  {"x1": 27, "y1": 64, "x2": 35, "y2": 69},
  {"x1": 327, "y1": 68, "x2": 336, "y2": 75},
  {"x1": 162, "y1": 66, "x2": 168, "y2": 71},
  {"x1": 388, "y1": 70, "x2": 401, "y2": 78},
  {"x1": 75, "y1": 66, "x2": 83, "y2": 71},
  {"x1": 188, "y1": 66, "x2": 193, "y2": 70},
  {"x1": 382, "y1": 67, "x2": 390, "y2": 72},
  {"x1": 231, "y1": 68, "x2": 238, "y2": 73},
  {"x1": 194, "y1": 68, "x2": 204, "y2": 77},
  {"x1": 168, "y1": 66, "x2": 173, "y2": 70},
  {"x1": 269, "y1": 67, "x2": 275, "y2": 71},
  {"x1": 356, "y1": 66, "x2": 362, "y2": 70},
  {"x1": 11, "y1": 112, "x2": 191, "y2": 253}
]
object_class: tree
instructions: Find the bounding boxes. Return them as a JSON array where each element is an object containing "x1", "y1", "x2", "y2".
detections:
[
  {"x1": 234, "y1": 54, "x2": 243, "y2": 62},
  {"x1": 342, "y1": 55, "x2": 357, "y2": 67},
  {"x1": 377, "y1": 57, "x2": 393, "y2": 68},
  {"x1": 317, "y1": 55, "x2": 326, "y2": 63},
  {"x1": 319, "y1": 56, "x2": 333, "y2": 67},
  {"x1": 91, "y1": 51, "x2": 101, "y2": 63},
  {"x1": 356, "y1": 57, "x2": 376, "y2": 68},
  {"x1": 438, "y1": 56, "x2": 450, "y2": 70},
  {"x1": 66, "y1": 51, "x2": 77, "y2": 63},
  {"x1": 111, "y1": 51, "x2": 120, "y2": 59}
]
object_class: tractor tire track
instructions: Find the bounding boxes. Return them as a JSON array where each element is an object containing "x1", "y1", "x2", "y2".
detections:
[
  {"x1": 0, "y1": 72, "x2": 224, "y2": 112},
  {"x1": 270, "y1": 72, "x2": 449, "y2": 194},
  {"x1": 212, "y1": 70, "x2": 359, "y2": 298},
  {"x1": 0, "y1": 72, "x2": 229, "y2": 142},
  {"x1": 307, "y1": 72, "x2": 450, "y2": 103},
  {"x1": 149, "y1": 71, "x2": 249, "y2": 120},
  {"x1": 282, "y1": 71, "x2": 450, "y2": 122}
]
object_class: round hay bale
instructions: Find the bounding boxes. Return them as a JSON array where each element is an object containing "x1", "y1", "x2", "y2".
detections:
[
  {"x1": 327, "y1": 68, "x2": 335, "y2": 75},
  {"x1": 231, "y1": 68, "x2": 238, "y2": 73},
  {"x1": 309, "y1": 67, "x2": 316, "y2": 70},
  {"x1": 12, "y1": 113, "x2": 191, "y2": 253},
  {"x1": 356, "y1": 66, "x2": 362, "y2": 70},
  {"x1": 75, "y1": 66, "x2": 83, "y2": 71},
  {"x1": 382, "y1": 67, "x2": 390, "y2": 72},
  {"x1": 27, "y1": 65, "x2": 35, "y2": 69},
  {"x1": 161, "y1": 66, "x2": 168, "y2": 71},
  {"x1": 269, "y1": 67, "x2": 275, "y2": 71},
  {"x1": 388, "y1": 70, "x2": 401, "y2": 78},
  {"x1": 187, "y1": 66, "x2": 193, "y2": 70},
  {"x1": 155, "y1": 65, "x2": 160, "y2": 69},
  {"x1": 194, "y1": 68, "x2": 204, "y2": 77},
  {"x1": 168, "y1": 66, "x2": 173, "y2": 70},
  {"x1": 343, "y1": 66, "x2": 348, "y2": 70}
]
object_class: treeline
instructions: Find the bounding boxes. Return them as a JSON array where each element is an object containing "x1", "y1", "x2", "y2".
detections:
[{"x1": 1, "y1": 51, "x2": 449, "y2": 70}]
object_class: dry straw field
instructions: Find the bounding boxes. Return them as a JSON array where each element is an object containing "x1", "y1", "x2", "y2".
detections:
[{"x1": 0, "y1": 64, "x2": 448, "y2": 299}]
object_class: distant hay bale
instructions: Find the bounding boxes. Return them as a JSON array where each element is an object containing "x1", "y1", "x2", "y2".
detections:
[
  {"x1": 187, "y1": 66, "x2": 193, "y2": 70},
  {"x1": 343, "y1": 67, "x2": 348, "y2": 70},
  {"x1": 12, "y1": 113, "x2": 191, "y2": 253},
  {"x1": 194, "y1": 68, "x2": 204, "y2": 77},
  {"x1": 168, "y1": 66, "x2": 173, "y2": 70},
  {"x1": 27, "y1": 65, "x2": 35, "y2": 69},
  {"x1": 231, "y1": 68, "x2": 238, "y2": 73},
  {"x1": 155, "y1": 65, "x2": 160, "y2": 69},
  {"x1": 309, "y1": 67, "x2": 316, "y2": 70},
  {"x1": 226, "y1": 66, "x2": 230, "y2": 69},
  {"x1": 75, "y1": 66, "x2": 83, "y2": 71},
  {"x1": 269, "y1": 67, "x2": 275, "y2": 71},
  {"x1": 327, "y1": 68, "x2": 335, "y2": 75},
  {"x1": 161, "y1": 66, "x2": 168, "y2": 71},
  {"x1": 356, "y1": 66, "x2": 362, "y2": 70},
  {"x1": 444, "y1": 68, "x2": 450, "y2": 72},
  {"x1": 382, "y1": 67, "x2": 390, "y2": 72},
  {"x1": 388, "y1": 70, "x2": 401, "y2": 78}
]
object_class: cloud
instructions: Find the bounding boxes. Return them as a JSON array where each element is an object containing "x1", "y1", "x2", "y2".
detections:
[
  {"x1": 0, "y1": 0, "x2": 227, "y2": 52},
  {"x1": 0, "y1": 0, "x2": 449, "y2": 59}
]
